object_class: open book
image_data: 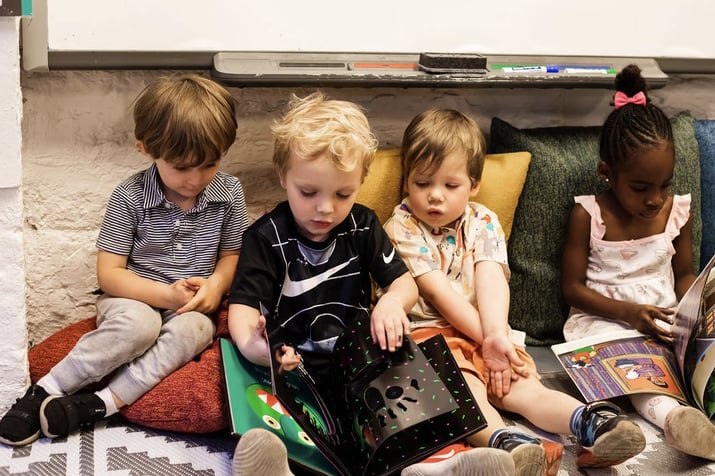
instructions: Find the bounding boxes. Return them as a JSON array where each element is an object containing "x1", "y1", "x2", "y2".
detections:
[
  {"x1": 551, "y1": 254, "x2": 715, "y2": 418},
  {"x1": 221, "y1": 313, "x2": 486, "y2": 476}
]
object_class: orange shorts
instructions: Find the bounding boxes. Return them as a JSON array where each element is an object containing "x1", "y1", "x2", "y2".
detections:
[{"x1": 410, "y1": 326, "x2": 536, "y2": 385}]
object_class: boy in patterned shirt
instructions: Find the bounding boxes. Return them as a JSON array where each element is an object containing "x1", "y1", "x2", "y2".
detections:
[{"x1": 384, "y1": 109, "x2": 647, "y2": 474}]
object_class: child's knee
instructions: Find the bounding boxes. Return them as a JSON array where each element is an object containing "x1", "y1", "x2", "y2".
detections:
[
  {"x1": 167, "y1": 312, "x2": 215, "y2": 350},
  {"x1": 99, "y1": 300, "x2": 163, "y2": 350}
]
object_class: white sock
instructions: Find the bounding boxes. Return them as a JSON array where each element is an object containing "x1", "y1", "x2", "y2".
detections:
[
  {"x1": 95, "y1": 387, "x2": 119, "y2": 417},
  {"x1": 630, "y1": 393, "x2": 680, "y2": 429},
  {"x1": 36, "y1": 374, "x2": 64, "y2": 396}
]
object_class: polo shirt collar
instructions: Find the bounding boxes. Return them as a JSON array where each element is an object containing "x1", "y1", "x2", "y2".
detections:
[
  {"x1": 142, "y1": 163, "x2": 234, "y2": 210},
  {"x1": 142, "y1": 164, "x2": 165, "y2": 209}
]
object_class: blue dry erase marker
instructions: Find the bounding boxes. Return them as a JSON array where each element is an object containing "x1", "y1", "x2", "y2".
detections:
[{"x1": 547, "y1": 64, "x2": 612, "y2": 71}]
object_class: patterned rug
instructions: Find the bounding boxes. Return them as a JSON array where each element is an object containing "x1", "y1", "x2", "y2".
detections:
[
  {"x1": 0, "y1": 416, "x2": 234, "y2": 476},
  {"x1": 0, "y1": 413, "x2": 713, "y2": 475}
]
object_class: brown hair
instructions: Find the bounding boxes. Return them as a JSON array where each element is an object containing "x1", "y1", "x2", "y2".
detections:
[
  {"x1": 401, "y1": 109, "x2": 486, "y2": 189},
  {"x1": 133, "y1": 75, "x2": 237, "y2": 166}
]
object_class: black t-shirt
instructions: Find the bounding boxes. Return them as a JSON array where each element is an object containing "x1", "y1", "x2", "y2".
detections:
[{"x1": 229, "y1": 201, "x2": 408, "y2": 369}]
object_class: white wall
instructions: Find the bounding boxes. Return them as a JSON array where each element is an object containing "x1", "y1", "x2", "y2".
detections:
[{"x1": 0, "y1": 17, "x2": 28, "y2": 412}]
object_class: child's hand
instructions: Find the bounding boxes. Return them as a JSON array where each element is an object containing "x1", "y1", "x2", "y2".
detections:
[
  {"x1": 167, "y1": 279, "x2": 198, "y2": 310},
  {"x1": 176, "y1": 276, "x2": 224, "y2": 314},
  {"x1": 482, "y1": 333, "x2": 525, "y2": 398},
  {"x1": 276, "y1": 344, "x2": 302, "y2": 373},
  {"x1": 622, "y1": 303, "x2": 674, "y2": 342},
  {"x1": 370, "y1": 295, "x2": 411, "y2": 352}
]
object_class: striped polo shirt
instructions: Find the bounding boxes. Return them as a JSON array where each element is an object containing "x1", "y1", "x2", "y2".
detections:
[{"x1": 96, "y1": 163, "x2": 248, "y2": 284}]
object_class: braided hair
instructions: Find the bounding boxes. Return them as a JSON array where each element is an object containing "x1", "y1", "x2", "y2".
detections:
[{"x1": 599, "y1": 64, "x2": 673, "y2": 168}]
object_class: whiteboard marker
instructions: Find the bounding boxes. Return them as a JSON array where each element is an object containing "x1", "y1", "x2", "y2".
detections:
[
  {"x1": 502, "y1": 66, "x2": 552, "y2": 73},
  {"x1": 563, "y1": 68, "x2": 611, "y2": 74}
]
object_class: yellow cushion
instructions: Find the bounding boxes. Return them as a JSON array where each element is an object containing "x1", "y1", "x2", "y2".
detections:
[
  {"x1": 474, "y1": 151, "x2": 531, "y2": 241},
  {"x1": 357, "y1": 148, "x2": 404, "y2": 225},
  {"x1": 357, "y1": 149, "x2": 531, "y2": 241}
]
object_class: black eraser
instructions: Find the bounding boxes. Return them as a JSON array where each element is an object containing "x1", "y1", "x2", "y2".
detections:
[{"x1": 418, "y1": 52, "x2": 487, "y2": 73}]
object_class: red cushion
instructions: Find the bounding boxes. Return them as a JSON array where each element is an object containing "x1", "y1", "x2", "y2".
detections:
[
  {"x1": 29, "y1": 317, "x2": 100, "y2": 386},
  {"x1": 28, "y1": 302, "x2": 231, "y2": 434}
]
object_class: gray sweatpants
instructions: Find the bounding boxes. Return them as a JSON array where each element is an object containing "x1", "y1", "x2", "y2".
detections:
[{"x1": 49, "y1": 294, "x2": 215, "y2": 405}]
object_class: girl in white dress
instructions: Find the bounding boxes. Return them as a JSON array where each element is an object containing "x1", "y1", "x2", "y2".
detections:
[{"x1": 561, "y1": 64, "x2": 715, "y2": 461}]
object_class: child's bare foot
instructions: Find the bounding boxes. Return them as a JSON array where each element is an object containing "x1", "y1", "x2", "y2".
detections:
[{"x1": 664, "y1": 405, "x2": 715, "y2": 461}]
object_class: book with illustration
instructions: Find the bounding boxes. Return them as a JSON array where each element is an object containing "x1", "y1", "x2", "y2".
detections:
[
  {"x1": 551, "y1": 254, "x2": 715, "y2": 418},
  {"x1": 220, "y1": 337, "x2": 336, "y2": 475},
  {"x1": 221, "y1": 313, "x2": 487, "y2": 476}
]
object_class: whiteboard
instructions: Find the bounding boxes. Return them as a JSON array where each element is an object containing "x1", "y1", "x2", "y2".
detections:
[{"x1": 25, "y1": 0, "x2": 714, "y2": 69}]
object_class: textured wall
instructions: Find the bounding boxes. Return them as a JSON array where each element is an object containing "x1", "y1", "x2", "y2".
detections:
[
  {"x1": 0, "y1": 18, "x2": 27, "y2": 413},
  {"x1": 19, "y1": 70, "x2": 715, "y2": 350}
]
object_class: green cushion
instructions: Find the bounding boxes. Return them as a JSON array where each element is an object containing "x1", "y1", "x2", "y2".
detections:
[{"x1": 489, "y1": 112, "x2": 702, "y2": 345}]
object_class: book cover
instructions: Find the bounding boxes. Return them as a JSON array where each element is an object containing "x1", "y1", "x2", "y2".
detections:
[{"x1": 220, "y1": 337, "x2": 336, "y2": 475}]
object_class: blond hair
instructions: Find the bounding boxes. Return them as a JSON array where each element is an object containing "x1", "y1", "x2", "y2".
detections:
[
  {"x1": 401, "y1": 109, "x2": 486, "y2": 189},
  {"x1": 271, "y1": 92, "x2": 377, "y2": 179},
  {"x1": 133, "y1": 74, "x2": 237, "y2": 166}
]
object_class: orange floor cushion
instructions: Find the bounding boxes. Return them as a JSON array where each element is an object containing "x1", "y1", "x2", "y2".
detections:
[{"x1": 27, "y1": 302, "x2": 231, "y2": 434}]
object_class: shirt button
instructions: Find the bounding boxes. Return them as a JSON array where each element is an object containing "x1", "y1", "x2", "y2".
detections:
[
  {"x1": 175, "y1": 220, "x2": 181, "y2": 226},
  {"x1": 164, "y1": 203, "x2": 171, "y2": 208},
  {"x1": 176, "y1": 243, "x2": 183, "y2": 250}
]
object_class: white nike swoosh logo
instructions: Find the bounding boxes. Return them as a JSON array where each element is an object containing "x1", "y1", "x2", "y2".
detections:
[
  {"x1": 382, "y1": 248, "x2": 395, "y2": 264},
  {"x1": 283, "y1": 261, "x2": 352, "y2": 297}
]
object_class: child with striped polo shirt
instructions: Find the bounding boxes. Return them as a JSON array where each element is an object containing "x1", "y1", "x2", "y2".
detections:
[{"x1": 0, "y1": 75, "x2": 249, "y2": 445}]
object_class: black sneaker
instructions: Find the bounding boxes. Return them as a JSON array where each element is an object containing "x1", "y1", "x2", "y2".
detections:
[
  {"x1": 491, "y1": 430, "x2": 546, "y2": 476},
  {"x1": 39, "y1": 393, "x2": 106, "y2": 439},
  {"x1": 0, "y1": 384, "x2": 49, "y2": 446},
  {"x1": 573, "y1": 401, "x2": 646, "y2": 468}
]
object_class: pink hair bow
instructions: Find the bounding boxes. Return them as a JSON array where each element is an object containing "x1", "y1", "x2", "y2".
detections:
[{"x1": 614, "y1": 91, "x2": 646, "y2": 109}]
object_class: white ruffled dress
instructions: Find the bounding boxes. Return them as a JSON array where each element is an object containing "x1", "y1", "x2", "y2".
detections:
[{"x1": 563, "y1": 194, "x2": 691, "y2": 341}]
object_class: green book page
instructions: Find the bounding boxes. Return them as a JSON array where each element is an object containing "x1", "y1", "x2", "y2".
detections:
[{"x1": 219, "y1": 338, "x2": 335, "y2": 475}]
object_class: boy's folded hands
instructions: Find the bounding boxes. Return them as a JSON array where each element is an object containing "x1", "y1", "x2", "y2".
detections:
[{"x1": 176, "y1": 276, "x2": 225, "y2": 315}]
